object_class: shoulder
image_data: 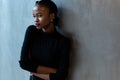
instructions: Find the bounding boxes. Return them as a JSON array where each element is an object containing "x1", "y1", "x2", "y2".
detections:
[
  {"x1": 25, "y1": 25, "x2": 37, "y2": 34},
  {"x1": 55, "y1": 28, "x2": 70, "y2": 40},
  {"x1": 56, "y1": 30, "x2": 71, "y2": 45},
  {"x1": 57, "y1": 32, "x2": 71, "y2": 51},
  {"x1": 26, "y1": 25, "x2": 36, "y2": 31}
]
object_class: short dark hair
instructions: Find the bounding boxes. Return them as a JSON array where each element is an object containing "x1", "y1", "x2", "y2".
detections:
[{"x1": 35, "y1": 0, "x2": 59, "y2": 26}]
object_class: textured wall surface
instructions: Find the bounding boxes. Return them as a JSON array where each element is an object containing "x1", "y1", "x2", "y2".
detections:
[
  {"x1": 0, "y1": 0, "x2": 120, "y2": 80},
  {"x1": 0, "y1": 0, "x2": 35, "y2": 80},
  {"x1": 54, "y1": 0, "x2": 120, "y2": 80}
]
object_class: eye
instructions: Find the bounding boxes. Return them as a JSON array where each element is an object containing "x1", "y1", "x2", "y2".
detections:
[
  {"x1": 37, "y1": 14, "x2": 42, "y2": 17},
  {"x1": 33, "y1": 14, "x2": 36, "y2": 18},
  {"x1": 33, "y1": 15, "x2": 35, "y2": 18},
  {"x1": 33, "y1": 14, "x2": 42, "y2": 18}
]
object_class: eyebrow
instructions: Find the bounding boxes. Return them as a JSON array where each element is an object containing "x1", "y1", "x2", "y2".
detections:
[{"x1": 33, "y1": 12, "x2": 42, "y2": 15}]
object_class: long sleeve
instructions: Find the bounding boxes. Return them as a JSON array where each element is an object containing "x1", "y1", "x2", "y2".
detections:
[
  {"x1": 19, "y1": 26, "x2": 38, "y2": 72},
  {"x1": 49, "y1": 38, "x2": 71, "y2": 80}
]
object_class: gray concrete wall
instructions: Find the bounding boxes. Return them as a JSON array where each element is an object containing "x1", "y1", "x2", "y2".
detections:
[
  {"x1": 54, "y1": 0, "x2": 120, "y2": 80},
  {"x1": 0, "y1": 0, "x2": 120, "y2": 80}
]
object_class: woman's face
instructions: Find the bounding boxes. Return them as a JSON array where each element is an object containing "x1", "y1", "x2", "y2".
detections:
[{"x1": 33, "y1": 5, "x2": 53, "y2": 29}]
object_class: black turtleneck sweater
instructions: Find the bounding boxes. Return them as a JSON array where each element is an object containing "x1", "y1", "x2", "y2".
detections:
[{"x1": 19, "y1": 25, "x2": 71, "y2": 80}]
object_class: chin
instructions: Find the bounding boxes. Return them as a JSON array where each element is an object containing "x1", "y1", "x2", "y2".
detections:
[{"x1": 36, "y1": 26, "x2": 41, "y2": 29}]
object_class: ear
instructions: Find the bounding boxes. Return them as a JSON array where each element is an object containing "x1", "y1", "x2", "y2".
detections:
[{"x1": 50, "y1": 13, "x2": 55, "y2": 20}]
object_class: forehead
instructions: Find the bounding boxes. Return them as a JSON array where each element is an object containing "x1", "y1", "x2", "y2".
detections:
[{"x1": 33, "y1": 5, "x2": 49, "y2": 14}]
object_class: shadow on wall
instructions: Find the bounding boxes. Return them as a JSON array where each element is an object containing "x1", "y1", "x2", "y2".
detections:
[
  {"x1": 68, "y1": 34, "x2": 81, "y2": 80},
  {"x1": 57, "y1": 27, "x2": 78, "y2": 80},
  {"x1": 57, "y1": 7, "x2": 82, "y2": 80}
]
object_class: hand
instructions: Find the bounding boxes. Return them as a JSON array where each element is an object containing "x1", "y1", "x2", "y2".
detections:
[{"x1": 31, "y1": 72, "x2": 50, "y2": 80}]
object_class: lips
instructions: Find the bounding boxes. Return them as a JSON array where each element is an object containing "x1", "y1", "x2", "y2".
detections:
[{"x1": 35, "y1": 23, "x2": 40, "y2": 27}]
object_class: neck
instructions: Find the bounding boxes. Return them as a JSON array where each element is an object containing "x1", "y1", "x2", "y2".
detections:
[{"x1": 42, "y1": 23, "x2": 55, "y2": 33}]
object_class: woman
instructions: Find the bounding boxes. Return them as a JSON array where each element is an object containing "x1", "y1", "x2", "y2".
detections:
[{"x1": 19, "y1": 0, "x2": 71, "y2": 80}]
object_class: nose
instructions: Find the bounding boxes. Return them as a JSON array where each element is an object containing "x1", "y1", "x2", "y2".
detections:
[{"x1": 34, "y1": 17, "x2": 39, "y2": 22}]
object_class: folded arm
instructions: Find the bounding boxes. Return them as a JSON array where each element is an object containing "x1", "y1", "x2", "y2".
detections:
[
  {"x1": 31, "y1": 65, "x2": 57, "y2": 80},
  {"x1": 36, "y1": 65, "x2": 57, "y2": 74}
]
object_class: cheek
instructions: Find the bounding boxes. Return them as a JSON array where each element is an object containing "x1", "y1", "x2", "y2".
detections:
[
  {"x1": 38, "y1": 17, "x2": 50, "y2": 23},
  {"x1": 38, "y1": 17, "x2": 42, "y2": 21}
]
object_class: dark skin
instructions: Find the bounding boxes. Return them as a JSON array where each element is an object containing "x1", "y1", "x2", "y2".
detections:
[
  {"x1": 31, "y1": 5, "x2": 57, "y2": 80},
  {"x1": 33, "y1": 5, "x2": 55, "y2": 32}
]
